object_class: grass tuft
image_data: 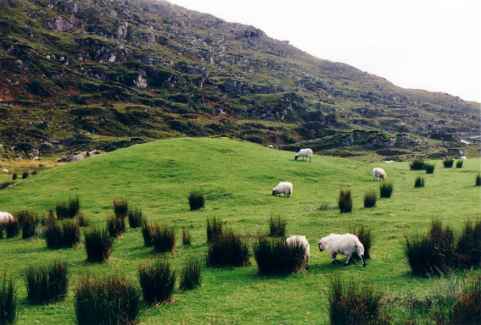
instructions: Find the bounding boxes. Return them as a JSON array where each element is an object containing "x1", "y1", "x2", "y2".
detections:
[
  {"x1": 127, "y1": 208, "x2": 143, "y2": 228},
  {"x1": 180, "y1": 258, "x2": 202, "y2": 291},
  {"x1": 268, "y1": 216, "x2": 286, "y2": 237},
  {"x1": 188, "y1": 191, "x2": 205, "y2": 211},
  {"x1": 182, "y1": 227, "x2": 191, "y2": 246},
  {"x1": 363, "y1": 191, "x2": 377, "y2": 208},
  {"x1": 379, "y1": 181, "x2": 393, "y2": 199},
  {"x1": 410, "y1": 159, "x2": 426, "y2": 171},
  {"x1": 84, "y1": 228, "x2": 113, "y2": 263},
  {"x1": 424, "y1": 163, "x2": 435, "y2": 174},
  {"x1": 456, "y1": 160, "x2": 464, "y2": 169},
  {"x1": 152, "y1": 226, "x2": 176, "y2": 254},
  {"x1": 353, "y1": 226, "x2": 372, "y2": 260},
  {"x1": 207, "y1": 231, "x2": 250, "y2": 267},
  {"x1": 338, "y1": 189, "x2": 352, "y2": 213},
  {"x1": 16, "y1": 211, "x2": 38, "y2": 239},
  {"x1": 107, "y1": 215, "x2": 126, "y2": 238},
  {"x1": 443, "y1": 158, "x2": 454, "y2": 168},
  {"x1": 139, "y1": 260, "x2": 176, "y2": 304},
  {"x1": 415, "y1": 176, "x2": 425, "y2": 188},
  {"x1": 0, "y1": 274, "x2": 16, "y2": 325},
  {"x1": 142, "y1": 222, "x2": 157, "y2": 247},
  {"x1": 476, "y1": 174, "x2": 481, "y2": 187},
  {"x1": 113, "y1": 198, "x2": 128, "y2": 219},
  {"x1": 455, "y1": 220, "x2": 481, "y2": 269},
  {"x1": 25, "y1": 261, "x2": 68, "y2": 305},
  {"x1": 55, "y1": 196, "x2": 80, "y2": 219},
  {"x1": 207, "y1": 217, "x2": 223, "y2": 243},
  {"x1": 253, "y1": 237, "x2": 307, "y2": 275}
]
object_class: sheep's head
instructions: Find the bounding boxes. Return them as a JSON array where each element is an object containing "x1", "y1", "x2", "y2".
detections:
[
  {"x1": 272, "y1": 189, "x2": 278, "y2": 196},
  {"x1": 318, "y1": 240, "x2": 326, "y2": 251},
  {"x1": 294, "y1": 155, "x2": 299, "y2": 160}
]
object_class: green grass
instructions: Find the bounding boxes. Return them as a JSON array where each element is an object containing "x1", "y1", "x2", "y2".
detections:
[{"x1": 0, "y1": 137, "x2": 480, "y2": 324}]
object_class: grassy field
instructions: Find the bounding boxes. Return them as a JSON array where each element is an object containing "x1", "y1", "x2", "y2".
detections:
[{"x1": 0, "y1": 137, "x2": 480, "y2": 324}]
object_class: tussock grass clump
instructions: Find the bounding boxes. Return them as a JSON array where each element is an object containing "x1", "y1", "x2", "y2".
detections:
[
  {"x1": 363, "y1": 191, "x2": 377, "y2": 208},
  {"x1": 476, "y1": 174, "x2": 481, "y2": 187},
  {"x1": 127, "y1": 208, "x2": 143, "y2": 228},
  {"x1": 188, "y1": 191, "x2": 205, "y2": 211},
  {"x1": 11, "y1": 173, "x2": 17, "y2": 181},
  {"x1": 455, "y1": 220, "x2": 481, "y2": 269},
  {"x1": 353, "y1": 226, "x2": 372, "y2": 260},
  {"x1": 55, "y1": 196, "x2": 80, "y2": 219},
  {"x1": 113, "y1": 198, "x2": 128, "y2": 219},
  {"x1": 21, "y1": 171, "x2": 29, "y2": 179},
  {"x1": 415, "y1": 176, "x2": 425, "y2": 188},
  {"x1": 139, "y1": 260, "x2": 176, "y2": 304},
  {"x1": 84, "y1": 228, "x2": 113, "y2": 263},
  {"x1": 338, "y1": 190, "x2": 352, "y2": 213},
  {"x1": 0, "y1": 220, "x2": 19, "y2": 239},
  {"x1": 0, "y1": 274, "x2": 16, "y2": 325},
  {"x1": 76, "y1": 213, "x2": 89, "y2": 227},
  {"x1": 25, "y1": 261, "x2": 68, "y2": 304},
  {"x1": 142, "y1": 222, "x2": 157, "y2": 247},
  {"x1": 61, "y1": 220, "x2": 81, "y2": 248},
  {"x1": 45, "y1": 220, "x2": 80, "y2": 249},
  {"x1": 443, "y1": 158, "x2": 454, "y2": 168},
  {"x1": 207, "y1": 231, "x2": 250, "y2": 267},
  {"x1": 152, "y1": 226, "x2": 176, "y2": 254},
  {"x1": 253, "y1": 238, "x2": 307, "y2": 275},
  {"x1": 182, "y1": 228, "x2": 191, "y2": 246},
  {"x1": 424, "y1": 163, "x2": 435, "y2": 174},
  {"x1": 16, "y1": 211, "x2": 38, "y2": 239},
  {"x1": 379, "y1": 181, "x2": 393, "y2": 199},
  {"x1": 410, "y1": 159, "x2": 426, "y2": 171},
  {"x1": 328, "y1": 278, "x2": 387, "y2": 325},
  {"x1": 207, "y1": 217, "x2": 223, "y2": 243},
  {"x1": 405, "y1": 221, "x2": 456, "y2": 277},
  {"x1": 180, "y1": 258, "x2": 202, "y2": 291},
  {"x1": 268, "y1": 216, "x2": 286, "y2": 237},
  {"x1": 107, "y1": 215, "x2": 126, "y2": 238},
  {"x1": 450, "y1": 277, "x2": 481, "y2": 325},
  {"x1": 455, "y1": 160, "x2": 464, "y2": 168},
  {"x1": 75, "y1": 276, "x2": 140, "y2": 325}
]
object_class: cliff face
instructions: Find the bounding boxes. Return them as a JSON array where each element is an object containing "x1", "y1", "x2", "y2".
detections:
[{"x1": 0, "y1": 0, "x2": 478, "y2": 157}]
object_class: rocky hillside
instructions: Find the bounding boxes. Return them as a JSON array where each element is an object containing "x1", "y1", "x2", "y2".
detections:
[{"x1": 0, "y1": 0, "x2": 479, "y2": 158}]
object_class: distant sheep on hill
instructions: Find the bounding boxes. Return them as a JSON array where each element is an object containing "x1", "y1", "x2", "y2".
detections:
[
  {"x1": 372, "y1": 167, "x2": 387, "y2": 181},
  {"x1": 318, "y1": 233, "x2": 366, "y2": 267},
  {"x1": 272, "y1": 181, "x2": 293, "y2": 197},
  {"x1": 286, "y1": 235, "x2": 310, "y2": 268},
  {"x1": 295, "y1": 148, "x2": 313, "y2": 162}
]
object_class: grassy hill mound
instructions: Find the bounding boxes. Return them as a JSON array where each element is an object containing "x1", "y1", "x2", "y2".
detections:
[{"x1": 0, "y1": 137, "x2": 480, "y2": 324}]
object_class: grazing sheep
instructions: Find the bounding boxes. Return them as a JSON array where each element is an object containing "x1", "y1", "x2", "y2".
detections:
[
  {"x1": 318, "y1": 233, "x2": 366, "y2": 267},
  {"x1": 272, "y1": 181, "x2": 293, "y2": 197},
  {"x1": 460, "y1": 156, "x2": 467, "y2": 160},
  {"x1": 295, "y1": 148, "x2": 314, "y2": 162},
  {"x1": 286, "y1": 235, "x2": 310, "y2": 268},
  {"x1": 2, "y1": 168, "x2": 9, "y2": 174},
  {"x1": 372, "y1": 167, "x2": 387, "y2": 181},
  {"x1": 0, "y1": 211, "x2": 15, "y2": 225},
  {"x1": 268, "y1": 145, "x2": 274, "y2": 149}
]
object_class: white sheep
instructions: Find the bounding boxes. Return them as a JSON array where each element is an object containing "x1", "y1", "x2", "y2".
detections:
[
  {"x1": 286, "y1": 235, "x2": 310, "y2": 268},
  {"x1": 295, "y1": 148, "x2": 313, "y2": 162},
  {"x1": 318, "y1": 233, "x2": 366, "y2": 267},
  {"x1": 372, "y1": 167, "x2": 387, "y2": 181},
  {"x1": 0, "y1": 212, "x2": 15, "y2": 225},
  {"x1": 272, "y1": 181, "x2": 293, "y2": 197}
]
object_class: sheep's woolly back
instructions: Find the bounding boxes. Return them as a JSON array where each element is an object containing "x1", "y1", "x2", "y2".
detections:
[
  {"x1": 372, "y1": 167, "x2": 386, "y2": 178},
  {"x1": 0, "y1": 211, "x2": 15, "y2": 224},
  {"x1": 286, "y1": 235, "x2": 310, "y2": 259},
  {"x1": 296, "y1": 148, "x2": 313, "y2": 157},
  {"x1": 272, "y1": 181, "x2": 293, "y2": 195},
  {"x1": 319, "y1": 233, "x2": 364, "y2": 257}
]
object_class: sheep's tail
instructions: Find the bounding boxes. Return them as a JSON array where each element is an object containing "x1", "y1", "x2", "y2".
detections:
[{"x1": 355, "y1": 240, "x2": 366, "y2": 267}]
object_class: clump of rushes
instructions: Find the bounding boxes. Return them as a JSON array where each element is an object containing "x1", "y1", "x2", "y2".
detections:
[
  {"x1": 424, "y1": 163, "x2": 435, "y2": 174},
  {"x1": 269, "y1": 216, "x2": 287, "y2": 237},
  {"x1": 207, "y1": 217, "x2": 223, "y2": 243},
  {"x1": 455, "y1": 220, "x2": 481, "y2": 269},
  {"x1": 16, "y1": 211, "x2": 38, "y2": 239},
  {"x1": 415, "y1": 176, "x2": 425, "y2": 188},
  {"x1": 11, "y1": 173, "x2": 17, "y2": 181},
  {"x1": 21, "y1": 171, "x2": 29, "y2": 179},
  {"x1": 142, "y1": 222, "x2": 157, "y2": 247},
  {"x1": 450, "y1": 277, "x2": 481, "y2": 325},
  {"x1": 456, "y1": 160, "x2": 464, "y2": 168},
  {"x1": 338, "y1": 189, "x2": 352, "y2": 213},
  {"x1": 56, "y1": 196, "x2": 80, "y2": 219},
  {"x1": 5, "y1": 219, "x2": 19, "y2": 239},
  {"x1": 75, "y1": 276, "x2": 140, "y2": 325},
  {"x1": 379, "y1": 181, "x2": 393, "y2": 198},
  {"x1": 253, "y1": 237, "x2": 307, "y2": 275},
  {"x1": 128, "y1": 208, "x2": 143, "y2": 228},
  {"x1": 180, "y1": 258, "x2": 202, "y2": 291},
  {"x1": 152, "y1": 226, "x2": 176, "y2": 254},
  {"x1": 107, "y1": 215, "x2": 126, "y2": 238},
  {"x1": 76, "y1": 213, "x2": 89, "y2": 227},
  {"x1": 0, "y1": 274, "x2": 16, "y2": 325},
  {"x1": 410, "y1": 159, "x2": 426, "y2": 171},
  {"x1": 188, "y1": 191, "x2": 205, "y2": 211},
  {"x1": 207, "y1": 231, "x2": 250, "y2": 267},
  {"x1": 138, "y1": 260, "x2": 176, "y2": 304},
  {"x1": 84, "y1": 228, "x2": 113, "y2": 263},
  {"x1": 443, "y1": 158, "x2": 454, "y2": 168},
  {"x1": 363, "y1": 191, "x2": 377, "y2": 208},
  {"x1": 476, "y1": 174, "x2": 481, "y2": 187},
  {"x1": 182, "y1": 227, "x2": 191, "y2": 246},
  {"x1": 113, "y1": 198, "x2": 128, "y2": 219},
  {"x1": 353, "y1": 226, "x2": 372, "y2": 260},
  {"x1": 25, "y1": 261, "x2": 68, "y2": 304}
]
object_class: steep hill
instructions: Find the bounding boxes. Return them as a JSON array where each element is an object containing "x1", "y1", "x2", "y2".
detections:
[{"x1": 0, "y1": 0, "x2": 479, "y2": 158}]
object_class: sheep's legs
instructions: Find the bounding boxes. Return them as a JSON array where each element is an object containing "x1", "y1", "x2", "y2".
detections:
[
  {"x1": 345, "y1": 254, "x2": 352, "y2": 265},
  {"x1": 331, "y1": 253, "x2": 338, "y2": 264}
]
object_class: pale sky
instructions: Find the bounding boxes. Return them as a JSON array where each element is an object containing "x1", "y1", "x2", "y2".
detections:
[{"x1": 168, "y1": 0, "x2": 481, "y2": 103}]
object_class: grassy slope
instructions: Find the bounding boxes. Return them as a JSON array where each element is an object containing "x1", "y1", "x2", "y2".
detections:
[{"x1": 0, "y1": 137, "x2": 480, "y2": 324}]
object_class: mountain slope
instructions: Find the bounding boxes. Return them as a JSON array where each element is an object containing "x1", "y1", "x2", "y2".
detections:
[{"x1": 0, "y1": 0, "x2": 479, "y2": 157}]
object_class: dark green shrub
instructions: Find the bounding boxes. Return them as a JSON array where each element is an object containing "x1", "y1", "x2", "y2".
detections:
[
  {"x1": 410, "y1": 159, "x2": 426, "y2": 170},
  {"x1": 107, "y1": 216, "x2": 126, "y2": 238},
  {"x1": 21, "y1": 171, "x2": 29, "y2": 179},
  {"x1": 142, "y1": 222, "x2": 156, "y2": 247},
  {"x1": 180, "y1": 258, "x2": 202, "y2": 290},
  {"x1": 0, "y1": 274, "x2": 16, "y2": 325},
  {"x1": 84, "y1": 228, "x2": 113, "y2": 263},
  {"x1": 425, "y1": 163, "x2": 435, "y2": 174},
  {"x1": 379, "y1": 182, "x2": 393, "y2": 199},
  {"x1": 269, "y1": 216, "x2": 286, "y2": 237},
  {"x1": 253, "y1": 238, "x2": 307, "y2": 275},
  {"x1": 55, "y1": 196, "x2": 80, "y2": 219},
  {"x1": 456, "y1": 160, "x2": 464, "y2": 168},
  {"x1": 75, "y1": 276, "x2": 140, "y2": 325},
  {"x1": 363, "y1": 191, "x2": 377, "y2": 208},
  {"x1": 139, "y1": 260, "x2": 176, "y2": 304},
  {"x1": 476, "y1": 174, "x2": 481, "y2": 187},
  {"x1": 188, "y1": 191, "x2": 205, "y2": 211},
  {"x1": 415, "y1": 176, "x2": 425, "y2": 188},
  {"x1": 113, "y1": 198, "x2": 128, "y2": 219},
  {"x1": 450, "y1": 277, "x2": 481, "y2": 325},
  {"x1": 16, "y1": 211, "x2": 38, "y2": 239},
  {"x1": 25, "y1": 261, "x2": 68, "y2": 304},
  {"x1": 328, "y1": 278, "x2": 387, "y2": 325},
  {"x1": 405, "y1": 221, "x2": 456, "y2": 277},
  {"x1": 127, "y1": 208, "x2": 143, "y2": 228},
  {"x1": 182, "y1": 228, "x2": 191, "y2": 246},
  {"x1": 207, "y1": 217, "x2": 223, "y2": 243},
  {"x1": 207, "y1": 231, "x2": 250, "y2": 267},
  {"x1": 443, "y1": 158, "x2": 454, "y2": 168},
  {"x1": 455, "y1": 220, "x2": 481, "y2": 268},
  {"x1": 152, "y1": 226, "x2": 176, "y2": 254},
  {"x1": 338, "y1": 190, "x2": 352, "y2": 213},
  {"x1": 353, "y1": 226, "x2": 372, "y2": 260}
]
